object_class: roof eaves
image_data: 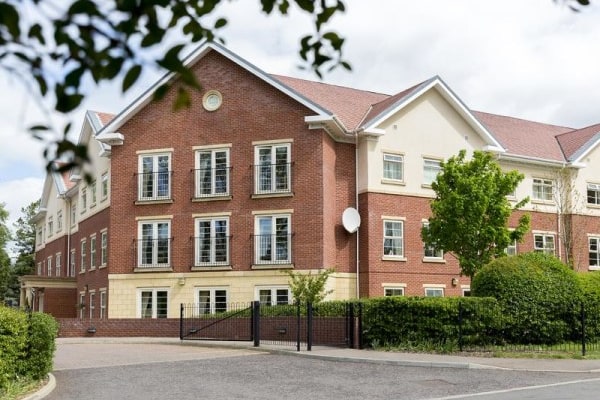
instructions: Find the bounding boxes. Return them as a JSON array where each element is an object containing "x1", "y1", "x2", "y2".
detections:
[{"x1": 570, "y1": 131, "x2": 600, "y2": 163}]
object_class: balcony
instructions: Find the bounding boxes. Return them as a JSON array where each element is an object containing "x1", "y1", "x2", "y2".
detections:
[
  {"x1": 134, "y1": 238, "x2": 172, "y2": 270},
  {"x1": 253, "y1": 162, "x2": 292, "y2": 196},
  {"x1": 193, "y1": 166, "x2": 231, "y2": 200},
  {"x1": 136, "y1": 171, "x2": 172, "y2": 202},
  {"x1": 253, "y1": 233, "x2": 292, "y2": 266},
  {"x1": 192, "y1": 235, "x2": 231, "y2": 268}
]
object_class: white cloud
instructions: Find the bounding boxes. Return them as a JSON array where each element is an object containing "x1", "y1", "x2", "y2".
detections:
[{"x1": 0, "y1": 176, "x2": 44, "y2": 234}]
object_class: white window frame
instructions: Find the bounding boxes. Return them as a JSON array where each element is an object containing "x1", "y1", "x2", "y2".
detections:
[
  {"x1": 383, "y1": 219, "x2": 404, "y2": 259},
  {"x1": 79, "y1": 293, "x2": 85, "y2": 319},
  {"x1": 80, "y1": 239, "x2": 86, "y2": 272},
  {"x1": 57, "y1": 210, "x2": 63, "y2": 232},
  {"x1": 55, "y1": 253, "x2": 62, "y2": 277},
  {"x1": 70, "y1": 204, "x2": 77, "y2": 227},
  {"x1": 138, "y1": 152, "x2": 172, "y2": 201},
  {"x1": 384, "y1": 287, "x2": 405, "y2": 297},
  {"x1": 195, "y1": 287, "x2": 228, "y2": 315},
  {"x1": 37, "y1": 262, "x2": 41, "y2": 275},
  {"x1": 505, "y1": 239, "x2": 517, "y2": 256},
  {"x1": 255, "y1": 286, "x2": 291, "y2": 306},
  {"x1": 89, "y1": 291, "x2": 96, "y2": 319},
  {"x1": 137, "y1": 288, "x2": 169, "y2": 318},
  {"x1": 532, "y1": 178, "x2": 554, "y2": 202},
  {"x1": 137, "y1": 220, "x2": 171, "y2": 267},
  {"x1": 100, "y1": 231, "x2": 108, "y2": 267},
  {"x1": 90, "y1": 180, "x2": 97, "y2": 207},
  {"x1": 422, "y1": 221, "x2": 443, "y2": 260},
  {"x1": 100, "y1": 290, "x2": 107, "y2": 319},
  {"x1": 47, "y1": 217, "x2": 53, "y2": 238},
  {"x1": 424, "y1": 287, "x2": 445, "y2": 297},
  {"x1": 589, "y1": 237, "x2": 600, "y2": 270},
  {"x1": 533, "y1": 233, "x2": 555, "y2": 255},
  {"x1": 254, "y1": 214, "x2": 291, "y2": 264},
  {"x1": 80, "y1": 187, "x2": 87, "y2": 213},
  {"x1": 195, "y1": 147, "x2": 230, "y2": 198},
  {"x1": 423, "y1": 158, "x2": 442, "y2": 186},
  {"x1": 587, "y1": 183, "x2": 600, "y2": 206},
  {"x1": 70, "y1": 249, "x2": 76, "y2": 277},
  {"x1": 101, "y1": 172, "x2": 109, "y2": 200},
  {"x1": 254, "y1": 143, "x2": 291, "y2": 194},
  {"x1": 383, "y1": 153, "x2": 404, "y2": 182},
  {"x1": 47, "y1": 256, "x2": 52, "y2": 276},
  {"x1": 195, "y1": 216, "x2": 230, "y2": 266},
  {"x1": 90, "y1": 234, "x2": 97, "y2": 269}
]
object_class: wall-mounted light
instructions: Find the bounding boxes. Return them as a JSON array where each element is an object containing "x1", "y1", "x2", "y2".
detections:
[{"x1": 451, "y1": 278, "x2": 458, "y2": 287}]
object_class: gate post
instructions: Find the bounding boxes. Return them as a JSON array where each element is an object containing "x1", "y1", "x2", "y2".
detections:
[
  {"x1": 358, "y1": 302, "x2": 363, "y2": 350},
  {"x1": 348, "y1": 302, "x2": 355, "y2": 349},
  {"x1": 252, "y1": 301, "x2": 260, "y2": 347},
  {"x1": 179, "y1": 304, "x2": 184, "y2": 340},
  {"x1": 307, "y1": 302, "x2": 313, "y2": 351},
  {"x1": 296, "y1": 302, "x2": 301, "y2": 352},
  {"x1": 581, "y1": 301, "x2": 586, "y2": 357}
]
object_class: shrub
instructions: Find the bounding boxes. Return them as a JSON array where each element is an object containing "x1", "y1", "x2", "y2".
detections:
[
  {"x1": 361, "y1": 296, "x2": 501, "y2": 350},
  {"x1": 471, "y1": 252, "x2": 581, "y2": 345},
  {"x1": 578, "y1": 272, "x2": 600, "y2": 341},
  {"x1": 0, "y1": 306, "x2": 58, "y2": 391}
]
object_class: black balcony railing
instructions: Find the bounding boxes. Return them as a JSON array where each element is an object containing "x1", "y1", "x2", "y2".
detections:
[
  {"x1": 192, "y1": 235, "x2": 231, "y2": 266},
  {"x1": 253, "y1": 233, "x2": 292, "y2": 265},
  {"x1": 134, "y1": 238, "x2": 172, "y2": 267},
  {"x1": 253, "y1": 162, "x2": 292, "y2": 194},
  {"x1": 193, "y1": 166, "x2": 231, "y2": 198},
  {"x1": 136, "y1": 171, "x2": 172, "y2": 201}
]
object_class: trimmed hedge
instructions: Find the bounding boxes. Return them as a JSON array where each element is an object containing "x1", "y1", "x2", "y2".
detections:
[
  {"x1": 361, "y1": 296, "x2": 501, "y2": 350},
  {"x1": 471, "y1": 253, "x2": 582, "y2": 344},
  {"x1": 0, "y1": 306, "x2": 58, "y2": 390},
  {"x1": 578, "y1": 272, "x2": 600, "y2": 341}
]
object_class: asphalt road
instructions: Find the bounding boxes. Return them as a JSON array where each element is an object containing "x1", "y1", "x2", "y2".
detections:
[{"x1": 46, "y1": 342, "x2": 600, "y2": 400}]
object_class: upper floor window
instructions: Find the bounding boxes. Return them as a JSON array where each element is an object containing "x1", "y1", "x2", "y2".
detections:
[
  {"x1": 47, "y1": 217, "x2": 53, "y2": 238},
  {"x1": 423, "y1": 158, "x2": 442, "y2": 186},
  {"x1": 90, "y1": 235, "x2": 97, "y2": 269},
  {"x1": 589, "y1": 237, "x2": 600, "y2": 269},
  {"x1": 57, "y1": 211, "x2": 63, "y2": 232},
  {"x1": 383, "y1": 153, "x2": 404, "y2": 182},
  {"x1": 138, "y1": 153, "x2": 171, "y2": 201},
  {"x1": 70, "y1": 249, "x2": 76, "y2": 277},
  {"x1": 197, "y1": 288, "x2": 228, "y2": 314},
  {"x1": 254, "y1": 143, "x2": 291, "y2": 195},
  {"x1": 90, "y1": 180, "x2": 97, "y2": 206},
  {"x1": 101, "y1": 231, "x2": 108, "y2": 266},
  {"x1": 37, "y1": 262, "x2": 41, "y2": 275},
  {"x1": 534, "y1": 233, "x2": 555, "y2": 255},
  {"x1": 532, "y1": 178, "x2": 554, "y2": 202},
  {"x1": 383, "y1": 220, "x2": 404, "y2": 258},
  {"x1": 70, "y1": 204, "x2": 77, "y2": 227},
  {"x1": 47, "y1": 256, "x2": 52, "y2": 276},
  {"x1": 423, "y1": 222, "x2": 443, "y2": 260},
  {"x1": 36, "y1": 228, "x2": 42, "y2": 247},
  {"x1": 195, "y1": 148, "x2": 230, "y2": 198},
  {"x1": 55, "y1": 253, "x2": 61, "y2": 277},
  {"x1": 101, "y1": 172, "x2": 109, "y2": 200},
  {"x1": 80, "y1": 187, "x2": 87, "y2": 212},
  {"x1": 195, "y1": 217, "x2": 229, "y2": 266},
  {"x1": 254, "y1": 214, "x2": 291, "y2": 265},
  {"x1": 80, "y1": 239, "x2": 86, "y2": 272},
  {"x1": 587, "y1": 183, "x2": 600, "y2": 206},
  {"x1": 137, "y1": 220, "x2": 171, "y2": 267}
]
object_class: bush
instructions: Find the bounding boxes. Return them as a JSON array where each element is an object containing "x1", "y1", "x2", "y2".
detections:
[
  {"x1": 578, "y1": 272, "x2": 600, "y2": 341},
  {"x1": 361, "y1": 296, "x2": 501, "y2": 350},
  {"x1": 0, "y1": 306, "x2": 58, "y2": 391},
  {"x1": 471, "y1": 252, "x2": 582, "y2": 345}
]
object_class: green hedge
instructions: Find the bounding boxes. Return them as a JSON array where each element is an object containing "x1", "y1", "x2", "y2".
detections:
[
  {"x1": 360, "y1": 296, "x2": 501, "y2": 350},
  {"x1": 578, "y1": 272, "x2": 600, "y2": 341},
  {"x1": 471, "y1": 253, "x2": 582, "y2": 344},
  {"x1": 0, "y1": 306, "x2": 58, "y2": 390}
]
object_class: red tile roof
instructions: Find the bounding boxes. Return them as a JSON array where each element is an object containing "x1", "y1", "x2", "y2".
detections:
[
  {"x1": 95, "y1": 111, "x2": 115, "y2": 126},
  {"x1": 555, "y1": 123, "x2": 600, "y2": 160}
]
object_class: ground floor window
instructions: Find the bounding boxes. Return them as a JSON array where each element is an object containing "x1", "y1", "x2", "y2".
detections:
[
  {"x1": 139, "y1": 288, "x2": 168, "y2": 318},
  {"x1": 589, "y1": 237, "x2": 600, "y2": 268},
  {"x1": 424, "y1": 287, "x2": 444, "y2": 297},
  {"x1": 196, "y1": 288, "x2": 228, "y2": 314},
  {"x1": 533, "y1": 233, "x2": 555, "y2": 255},
  {"x1": 257, "y1": 287, "x2": 290, "y2": 305},
  {"x1": 384, "y1": 287, "x2": 405, "y2": 297}
]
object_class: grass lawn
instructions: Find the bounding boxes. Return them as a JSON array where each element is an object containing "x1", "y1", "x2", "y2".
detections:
[{"x1": 1, "y1": 377, "x2": 48, "y2": 400}]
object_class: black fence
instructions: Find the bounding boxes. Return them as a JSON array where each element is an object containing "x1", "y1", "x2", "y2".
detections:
[{"x1": 179, "y1": 301, "x2": 362, "y2": 350}]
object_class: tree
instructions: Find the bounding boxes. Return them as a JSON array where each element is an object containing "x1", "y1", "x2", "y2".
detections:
[
  {"x1": 551, "y1": 167, "x2": 582, "y2": 269},
  {"x1": 0, "y1": 203, "x2": 12, "y2": 302},
  {"x1": 0, "y1": 0, "x2": 350, "y2": 174},
  {"x1": 7, "y1": 200, "x2": 40, "y2": 303},
  {"x1": 284, "y1": 268, "x2": 334, "y2": 304},
  {"x1": 421, "y1": 150, "x2": 530, "y2": 279}
]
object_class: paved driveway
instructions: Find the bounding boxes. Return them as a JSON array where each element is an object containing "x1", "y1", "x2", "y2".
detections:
[{"x1": 46, "y1": 340, "x2": 600, "y2": 400}]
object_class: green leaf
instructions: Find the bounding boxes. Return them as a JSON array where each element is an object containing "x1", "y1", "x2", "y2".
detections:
[
  {"x1": 28, "y1": 23, "x2": 46, "y2": 45},
  {"x1": 0, "y1": 3, "x2": 20, "y2": 37},
  {"x1": 214, "y1": 18, "x2": 227, "y2": 29},
  {"x1": 122, "y1": 65, "x2": 142, "y2": 92},
  {"x1": 173, "y1": 87, "x2": 191, "y2": 110}
]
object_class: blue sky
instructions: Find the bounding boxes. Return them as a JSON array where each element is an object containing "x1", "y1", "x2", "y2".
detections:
[{"x1": 1, "y1": 0, "x2": 600, "y2": 234}]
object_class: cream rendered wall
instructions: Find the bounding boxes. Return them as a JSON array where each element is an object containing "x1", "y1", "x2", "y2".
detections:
[
  {"x1": 108, "y1": 270, "x2": 355, "y2": 318},
  {"x1": 78, "y1": 133, "x2": 111, "y2": 221},
  {"x1": 573, "y1": 147, "x2": 600, "y2": 217},
  {"x1": 358, "y1": 89, "x2": 487, "y2": 197}
]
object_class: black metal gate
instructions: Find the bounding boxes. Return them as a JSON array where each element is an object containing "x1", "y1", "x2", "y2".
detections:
[{"x1": 179, "y1": 302, "x2": 256, "y2": 342}]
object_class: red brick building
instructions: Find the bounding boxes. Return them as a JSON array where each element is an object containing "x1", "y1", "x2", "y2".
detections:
[{"x1": 23, "y1": 42, "x2": 600, "y2": 320}]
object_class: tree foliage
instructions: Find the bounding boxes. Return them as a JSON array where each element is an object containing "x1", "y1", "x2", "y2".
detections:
[
  {"x1": 284, "y1": 268, "x2": 334, "y2": 304},
  {"x1": 0, "y1": 0, "x2": 350, "y2": 174},
  {"x1": 421, "y1": 150, "x2": 530, "y2": 279},
  {"x1": 0, "y1": 203, "x2": 11, "y2": 302}
]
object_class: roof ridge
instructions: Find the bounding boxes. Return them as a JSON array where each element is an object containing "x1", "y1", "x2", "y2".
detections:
[
  {"x1": 270, "y1": 74, "x2": 391, "y2": 97},
  {"x1": 474, "y1": 110, "x2": 575, "y2": 131}
]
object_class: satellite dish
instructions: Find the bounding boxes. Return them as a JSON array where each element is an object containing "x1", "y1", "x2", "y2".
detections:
[{"x1": 342, "y1": 207, "x2": 361, "y2": 233}]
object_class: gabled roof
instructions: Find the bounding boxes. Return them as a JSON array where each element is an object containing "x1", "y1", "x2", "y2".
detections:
[
  {"x1": 97, "y1": 41, "x2": 331, "y2": 141},
  {"x1": 474, "y1": 111, "x2": 573, "y2": 163},
  {"x1": 556, "y1": 123, "x2": 600, "y2": 162}
]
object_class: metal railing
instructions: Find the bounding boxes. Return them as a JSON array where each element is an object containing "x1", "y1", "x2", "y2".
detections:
[
  {"x1": 134, "y1": 238, "x2": 172, "y2": 267},
  {"x1": 193, "y1": 166, "x2": 231, "y2": 198},
  {"x1": 192, "y1": 235, "x2": 231, "y2": 267},
  {"x1": 136, "y1": 171, "x2": 172, "y2": 201},
  {"x1": 253, "y1": 233, "x2": 292, "y2": 265},
  {"x1": 253, "y1": 162, "x2": 292, "y2": 195}
]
